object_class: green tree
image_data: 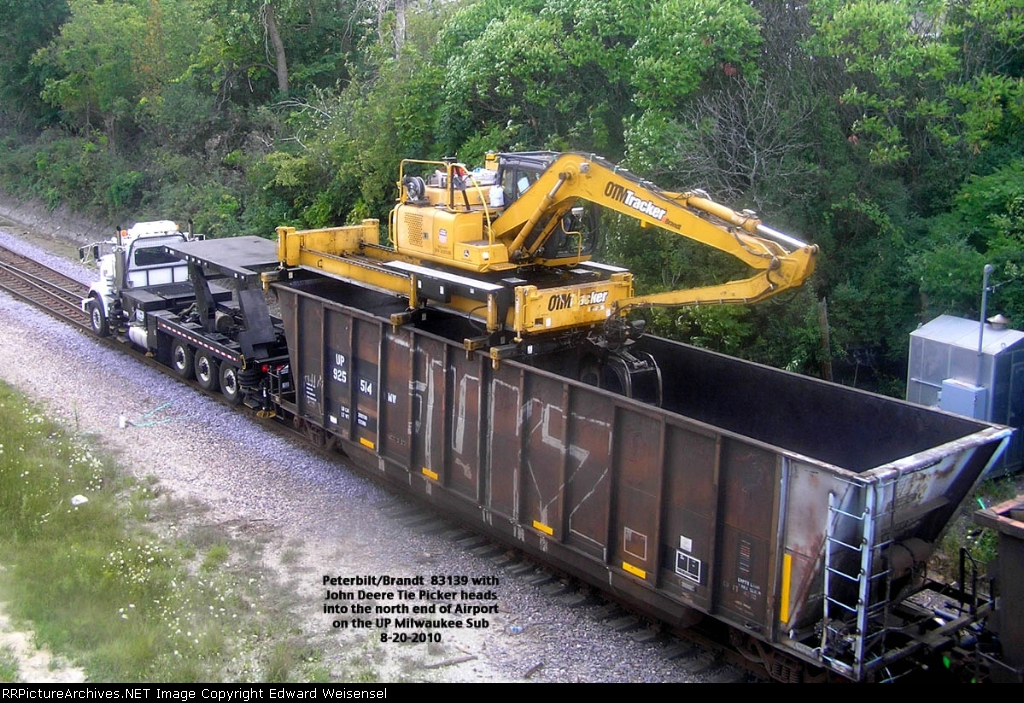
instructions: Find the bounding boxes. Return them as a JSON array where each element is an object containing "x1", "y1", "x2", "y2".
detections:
[
  {"x1": 0, "y1": 0, "x2": 70, "y2": 126},
  {"x1": 245, "y1": 5, "x2": 450, "y2": 231},
  {"x1": 917, "y1": 158, "x2": 1024, "y2": 321},
  {"x1": 439, "y1": 5, "x2": 568, "y2": 154},
  {"x1": 438, "y1": 0, "x2": 763, "y2": 159},
  {"x1": 627, "y1": 0, "x2": 761, "y2": 112},
  {"x1": 191, "y1": 0, "x2": 385, "y2": 104},
  {"x1": 32, "y1": 0, "x2": 150, "y2": 152},
  {"x1": 809, "y1": 0, "x2": 1023, "y2": 169}
]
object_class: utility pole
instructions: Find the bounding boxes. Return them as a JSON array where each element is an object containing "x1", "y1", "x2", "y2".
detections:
[{"x1": 977, "y1": 263, "x2": 994, "y2": 387}]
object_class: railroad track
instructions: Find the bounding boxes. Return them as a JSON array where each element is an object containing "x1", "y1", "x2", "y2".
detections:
[{"x1": 0, "y1": 244, "x2": 91, "y2": 329}]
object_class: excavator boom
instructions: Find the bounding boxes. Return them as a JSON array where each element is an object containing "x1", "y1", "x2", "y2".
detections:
[{"x1": 481, "y1": 152, "x2": 817, "y2": 311}]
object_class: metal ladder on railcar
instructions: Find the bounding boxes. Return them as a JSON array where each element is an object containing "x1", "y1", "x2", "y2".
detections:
[{"x1": 819, "y1": 480, "x2": 899, "y2": 680}]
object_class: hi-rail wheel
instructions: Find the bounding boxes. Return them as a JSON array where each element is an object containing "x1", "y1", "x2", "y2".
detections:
[
  {"x1": 170, "y1": 341, "x2": 194, "y2": 379},
  {"x1": 579, "y1": 349, "x2": 663, "y2": 406},
  {"x1": 195, "y1": 350, "x2": 220, "y2": 392}
]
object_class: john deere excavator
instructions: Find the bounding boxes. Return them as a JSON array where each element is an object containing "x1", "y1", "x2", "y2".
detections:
[{"x1": 275, "y1": 151, "x2": 817, "y2": 405}]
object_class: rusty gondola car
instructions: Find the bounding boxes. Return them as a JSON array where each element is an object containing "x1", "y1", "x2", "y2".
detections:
[{"x1": 270, "y1": 273, "x2": 1010, "y2": 682}]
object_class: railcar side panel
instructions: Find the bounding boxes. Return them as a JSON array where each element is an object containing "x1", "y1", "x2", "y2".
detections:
[
  {"x1": 380, "y1": 327, "x2": 413, "y2": 468},
  {"x1": 520, "y1": 371, "x2": 570, "y2": 541},
  {"x1": 351, "y1": 316, "x2": 381, "y2": 451},
  {"x1": 412, "y1": 336, "x2": 446, "y2": 480},
  {"x1": 487, "y1": 367, "x2": 522, "y2": 520},
  {"x1": 323, "y1": 309, "x2": 351, "y2": 439},
  {"x1": 611, "y1": 408, "x2": 662, "y2": 584},
  {"x1": 563, "y1": 390, "x2": 614, "y2": 561},
  {"x1": 660, "y1": 426, "x2": 719, "y2": 614},
  {"x1": 274, "y1": 277, "x2": 1011, "y2": 680},
  {"x1": 714, "y1": 440, "x2": 779, "y2": 629},
  {"x1": 445, "y1": 348, "x2": 485, "y2": 502},
  {"x1": 776, "y1": 461, "x2": 848, "y2": 634},
  {"x1": 292, "y1": 293, "x2": 326, "y2": 427}
]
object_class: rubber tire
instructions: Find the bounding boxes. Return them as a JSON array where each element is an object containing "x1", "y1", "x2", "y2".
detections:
[
  {"x1": 195, "y1": 350, "x2": 220, "y2": 392},
  {"x1": 219, "y1": 363, "x2": 243, "y2": 406},
  {"x1": 170, "y1": 341, "x2": 194, "y2": 379},
  {"x1": 89, "y1": 298, "x2": 109, "y2": 338}
]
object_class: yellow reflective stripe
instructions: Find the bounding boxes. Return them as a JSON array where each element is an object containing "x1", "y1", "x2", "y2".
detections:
[
  {"x1": 780, "y1": 553, "x2": 792, "y2": 624},
  {"x1": 622, "y1": 562, "x2": 646, "y2": 579}
]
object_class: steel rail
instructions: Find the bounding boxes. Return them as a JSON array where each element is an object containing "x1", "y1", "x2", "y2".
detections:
[{"x1": 0, "y1": 246, "x2": 90, "y2": 329}]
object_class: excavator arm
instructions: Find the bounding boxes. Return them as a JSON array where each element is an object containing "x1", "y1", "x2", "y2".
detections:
[{"x1": 486, "y1": 152, "x2": 817, "y2": 312}]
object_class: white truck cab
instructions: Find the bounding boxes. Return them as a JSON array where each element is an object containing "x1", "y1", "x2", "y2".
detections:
[{"x1": 80, "y1": 220, "x2": 203, "y2": 337}]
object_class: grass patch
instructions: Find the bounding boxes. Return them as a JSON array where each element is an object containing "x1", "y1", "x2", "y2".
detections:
[
  {"x1": 0, "y1": 644, "x2": 19, "y2": 683},
  {"x1": 937, "y1": 476, "x2": 1021, "y2": 580},
  {"x1": 201, "y1": 544, "x2": 230, "y2": 573},
  {"x1": 0, "y1": 382, "x2": 358, "y2": 682}
]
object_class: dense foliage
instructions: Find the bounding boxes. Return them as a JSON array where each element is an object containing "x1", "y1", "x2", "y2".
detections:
[{"x1": 0, "y1": 0, "x2": 1021, "y2": 392}]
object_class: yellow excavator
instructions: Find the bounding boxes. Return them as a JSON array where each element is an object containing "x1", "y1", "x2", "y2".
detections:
[{"x1": 276, "y1": 151, "x2": 817, "y2": 404}]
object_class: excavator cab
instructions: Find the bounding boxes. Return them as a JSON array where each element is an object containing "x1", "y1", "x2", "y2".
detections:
[
  {"x1": 538, "y1": 204, "x2": 600, "y2": 261},
  {"x1": 500, "y1": 166, "x2": 539, "y2": 205},
  {"x1": 496, "y1": 153, "x2": 600, "y2": 262}
]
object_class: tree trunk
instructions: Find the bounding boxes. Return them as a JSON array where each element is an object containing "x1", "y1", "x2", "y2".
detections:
[
  {"x1": 264, "y1": 2, "x2": 289, "y2": 96},
  {"x1": 818, "y1": 297, "x2": 833, "y2": 382},
  {"x1": 104, "y1": 113, "x2": 117, "y2": 157},
  {"x1": 394, "y1": 0, "x2": 406, "y2": 54}
]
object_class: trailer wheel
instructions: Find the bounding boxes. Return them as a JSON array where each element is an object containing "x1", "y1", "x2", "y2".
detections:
[
  {"x1": 220, "y1": 363, "x2": 243, "y2": 405},
  {"x1": 171, "y1": 341, "x2": 194, "y2": 379},
  {"x1": 89, "y1": 298, "x2": 109, "y2": 338},
  {"x1": 195, "y1": 350, "x2": 220, "y2": 392}
]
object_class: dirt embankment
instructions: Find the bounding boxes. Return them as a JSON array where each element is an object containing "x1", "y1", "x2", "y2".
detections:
[{"x1": 0, "y1": 195, "x2": 109, "y2": 250}]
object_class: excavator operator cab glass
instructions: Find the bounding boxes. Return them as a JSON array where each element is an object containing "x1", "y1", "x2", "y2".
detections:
[
  {"x1": 542, "y1": 203, "x2": 600, "y2": 260},
  {"x1": 501, "y1": 168, "x2": 540, "y2": 207}
]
